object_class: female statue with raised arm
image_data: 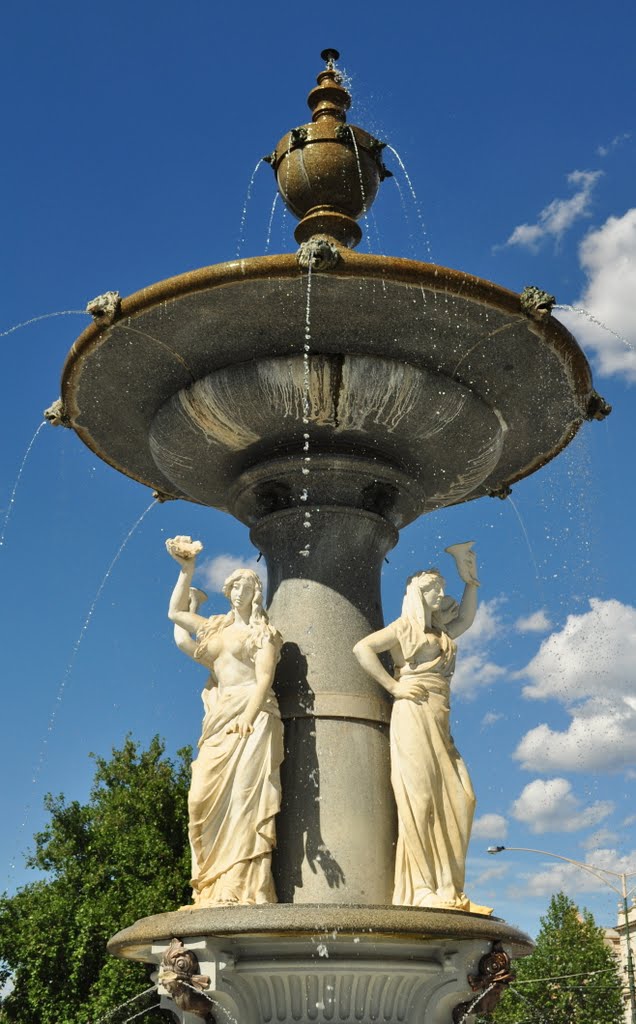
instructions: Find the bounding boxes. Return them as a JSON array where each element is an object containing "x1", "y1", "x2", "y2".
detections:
[
  {"x1": 353, "y1": 543, "x2": 492, "y2": 915},
  {"x1": 166, "y1": 536, "x2": 284, "y2": 907}
]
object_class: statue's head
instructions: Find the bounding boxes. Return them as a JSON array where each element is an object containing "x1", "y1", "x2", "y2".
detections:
[
  {"x1": 409, "y1": 569, "x2": 446, "y2": 610},
  {"x1": 401, "y1": 568, "x2": 452, "y2": 630},
  {"x1": 222, "y1": 568, "x2": 266, "y2": 624}
]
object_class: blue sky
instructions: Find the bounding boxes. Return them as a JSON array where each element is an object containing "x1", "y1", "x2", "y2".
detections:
[{"x1": 1, "y1": 1, "x2": 635, "y2": 940}]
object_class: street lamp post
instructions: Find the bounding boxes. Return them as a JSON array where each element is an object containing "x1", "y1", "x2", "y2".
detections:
[{"x1": 487, "y1": 845, "x2": 636, "y2": 1024}]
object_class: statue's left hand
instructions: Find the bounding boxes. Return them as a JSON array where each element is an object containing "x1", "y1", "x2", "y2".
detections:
[
  {"x1": 448, "y1": 543, "x2": 480, "y2": 586},
  {"x1": 227, "y1": 716, "x2": 254, "y2": 738}
]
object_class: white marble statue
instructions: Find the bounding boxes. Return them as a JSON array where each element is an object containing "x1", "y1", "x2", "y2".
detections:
[
  {"x1": 353, "y1": 542, "x2": 492, "y2": 915},
  {"x1": 166, "y1": 536, "x2": 284, "y2": 907}
]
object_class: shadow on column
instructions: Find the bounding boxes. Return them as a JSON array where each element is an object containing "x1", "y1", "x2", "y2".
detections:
[{"x1": 273, "y1": 641, "x2": 345, "y2": 902}]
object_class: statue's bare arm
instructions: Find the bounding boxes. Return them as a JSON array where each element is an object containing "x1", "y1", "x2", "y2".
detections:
[
  {"x1": 445, "y1": 545, "x2": 480, "y2": 639},
  {"x1": 166, "y1": 545, "x2": 209, "y2": 638},
  {"x1": 227, "y1": 639, "x2": 278, "y2": 738},
  {"x1": 353, "y1": 624, "x2": 428, "y2": 702}
]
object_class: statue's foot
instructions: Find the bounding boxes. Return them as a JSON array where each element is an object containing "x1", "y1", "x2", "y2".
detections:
[
  {"x1": 464, "y1": 899, "x2": 494, "y2": 916},
  {"x1": 178, "y1": 897, "x2": 241, "y2": 910},
  {"x1": 411, "y1": 891, "x2": 493, "y2": 916}
]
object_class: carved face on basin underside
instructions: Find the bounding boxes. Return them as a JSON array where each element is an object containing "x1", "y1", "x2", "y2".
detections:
[{"x1": 148, "y1": 352, "x2": 507, "y2": 526}]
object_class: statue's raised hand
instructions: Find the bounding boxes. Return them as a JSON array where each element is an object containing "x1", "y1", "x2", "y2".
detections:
[
  {"x1": 166, "y1": 535, "x2": 203, "y2": 569},
  {"x1": 445, "y1": 541, "x2": 480, "y2": 587}
]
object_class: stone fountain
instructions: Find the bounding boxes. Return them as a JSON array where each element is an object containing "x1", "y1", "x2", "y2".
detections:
[{"x1": 51, "y1": 49, "x2": 609, "y2": 1023}]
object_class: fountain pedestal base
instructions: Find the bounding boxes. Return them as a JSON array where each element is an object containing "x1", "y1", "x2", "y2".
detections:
[{"x1": 109, "y1": 905, "x2": 531, "y2": 1024}]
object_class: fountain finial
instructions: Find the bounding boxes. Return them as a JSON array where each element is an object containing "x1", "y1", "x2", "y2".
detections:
[
  {"x1": 320, "y1": 48, "x2": 340, "y2": 66},
  {"x1": 265, "y1": 50, "x2": 390, "y2": 249},
  {"x1": 307, "y1": 50, "x2": 351, "y2": 123}
]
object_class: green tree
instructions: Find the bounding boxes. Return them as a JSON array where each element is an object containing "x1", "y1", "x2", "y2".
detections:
[
  {"x1": 491, "y1": 891, "x2": 624, "y2": 1024},
  {"x1": 0, "y1": 736, "x2": 192, "y2": 1024}
]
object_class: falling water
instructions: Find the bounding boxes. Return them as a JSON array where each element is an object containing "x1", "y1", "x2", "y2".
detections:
[
  {"x1": 348, "y1": 127, "x2": 368, "y2": 215},
  {"x1": 348, "y1": 128, "x2": 387, "y2": 291},
  {"x1": 367, "y1": 209, "x2": 384, "y2": 257},
  {"x1": 554, "y1": 304, "x2": 635, "y2": 352},
  {"x1": 119, "y1": 1004, "x2": 161, "y2": 1024},
  {"x1": 0, "y1": 420, "x2": 46, "y2": 549},
  {"x1": 264, "y1": 192, "x2": 279, "y2": 254},
  {"x1": 300, "y1": 264, "x2": 313, "y2": 558},
  {"x1": 0, "y1": 309, "x2": 89, "y2": 339},
  {"x1": 508, "y1": 985, "x2": 549, "y2": 1024},
  {"x1": 236, "y1": 159, "x2": 265, "y2": 259},
  {"x1": 8, "y1": 499, "x2": 157, "y2": 880},
  {"x1": 392, "y1": 175, "x2": 418, "y2": 259},
  {"x1": 181, "y1": 981, "x2": 239, "y2": 1023},
  {"x1": 508, "y1": 495, "x2": 541, "y2": 585},
  {"x1": 91, "y1": 986, "x2": 158, "y2": 1024},
  {"x1": 385, "y1": 144, "x2": 432, "y2": 260},
  {"x1": 456, "y1": 981, "x2": 497, "y2": 1024}
]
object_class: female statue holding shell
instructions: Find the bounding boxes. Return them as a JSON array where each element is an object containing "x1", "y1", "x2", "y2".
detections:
[{"x1": 166, "y1": 536, "x2": 283, "y2": 907}]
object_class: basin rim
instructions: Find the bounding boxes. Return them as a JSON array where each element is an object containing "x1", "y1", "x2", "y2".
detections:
[
  {"x1": 63, "y1": 250, "x2": 592, "y2": 401},
  {"x1": 107, "y1": 902, "x2": 533, "y2": 961}
]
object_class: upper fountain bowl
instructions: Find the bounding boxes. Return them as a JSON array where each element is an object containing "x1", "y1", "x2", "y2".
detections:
[{"x1": 60, "y1": 250, "x2": 602, "y2": 528}]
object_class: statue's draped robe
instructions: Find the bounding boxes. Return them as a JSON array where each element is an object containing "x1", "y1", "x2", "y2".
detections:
[
  {"x1": 389, "y1": 620, "x2": 476, "y2": 910},
  {"x1": 188, "y1": 617, "x2": 283, "y2": 905}
]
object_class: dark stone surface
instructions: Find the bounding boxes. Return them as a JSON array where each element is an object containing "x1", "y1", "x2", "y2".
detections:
[
  {"x1": 62, "y1": 251, "x2": 593, "y2": 514},
  {"x1": 107, "y1": 902, "x2": 533, "y2": 961}
]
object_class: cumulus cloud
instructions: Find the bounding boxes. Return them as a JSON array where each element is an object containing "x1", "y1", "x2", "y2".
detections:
[
  {"x1": 555, "y1": 208, "x2": 636, "y2": 382},
  {"x1": 453, "y1": 598, "x2": 507, "y2": 697},
  {"x1": 472, "y1": 813, "x2": 508, "y2": 839},
  {"x1": 515, "y1": 609, "x2": 552, "y2": 633},
  {"x1": 197, "y1": 553, "x2": 265, "y2": 593},
  {"x1": 580, "y1": 828, "x2": 619, "y2": 850},
  {"x1": 514, "y1": 598, "x2": 636, "y2": 773},
  {"x1": 518, "y1": 846, "x2": 636, "y2": 898},
  {"x1": 511, "y1": 778, "x2": 613, "y2": 834},
  {"x1": 504, "y1": 170, "x2": 602, "y2": 250}
]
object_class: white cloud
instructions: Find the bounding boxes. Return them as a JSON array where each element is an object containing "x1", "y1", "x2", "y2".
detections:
[
  {"x1": 555, "y1": 208, "x2": 636, "y2": 382},
  {"x1": 197, "y1": 553, "x2": 265, "y2": 594},
  {"x1": 511, "y1": 778, "x2": 613, "y2": 834},
  {"x1": 460, "y1": 598, "x2": 503, "y2": 650},
  {"x1": 518, "y1": 847, "x2": 636, "y2": 898},
  {"x1": 472, "y1": 813, "x2": 508, "y2": 839},
  {"x1": 580, "y1": 828, "x2": 619, "y2": 851},
  {"x1": 452, "y1": 598, "x2": 507, "y2": 697},
  {"x1": 514, "y1": 599, "x2": 636, "y2": 773},
  {"x1": 596, "y1": 132, "x2": 631, "y2": 158},
  {"x1": 587, "y1": 847, "x2": 636, "y2": 875},
  {"x1": 481, "y1": 711, "x2": 503, "y2": 727},
  {"x1": 504, "y1": 170, "x2": 603, "y2": 249},
  {"x1": 469, "y1": 863, "x2": 509, "y2": 889},
  {"x1": 516, "y1": 862, "x2": 597, "y2": 898},
  {"x1": 515, "y1": 609, "x2": 552, "y2": 633}
]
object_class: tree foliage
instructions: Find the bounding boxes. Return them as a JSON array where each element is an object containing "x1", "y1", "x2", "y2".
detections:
[
  {"x1": 491, "y1": 891, "x2": 624, "y2": 1024},
  {"x1": 0, "y1": 736, "x2": 192, "y2": 1024}
]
